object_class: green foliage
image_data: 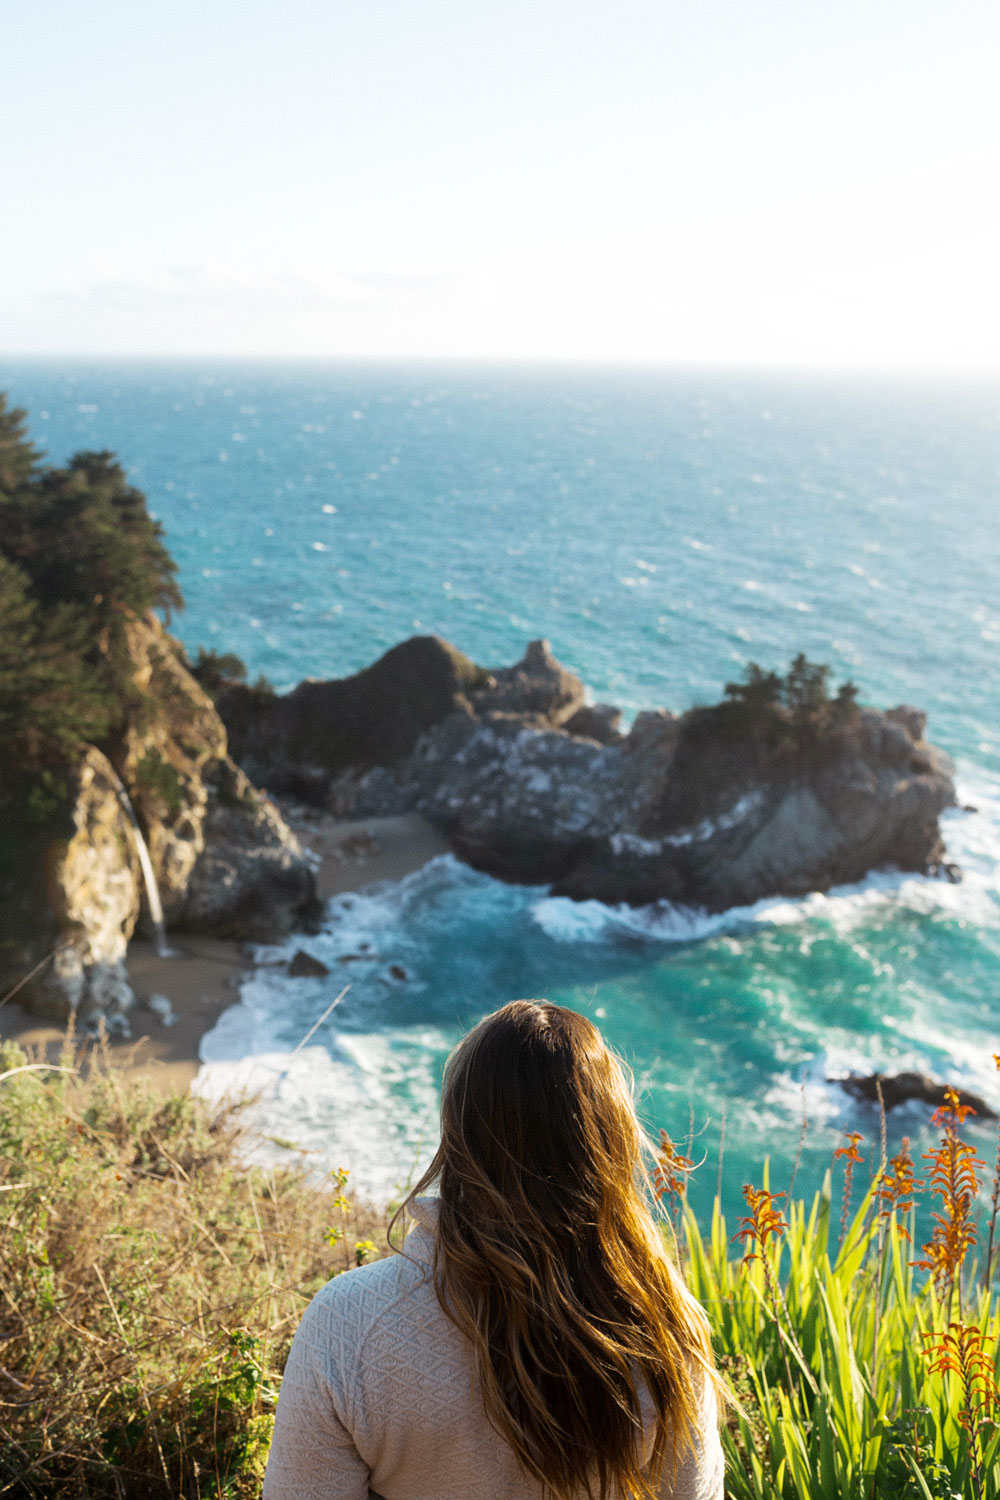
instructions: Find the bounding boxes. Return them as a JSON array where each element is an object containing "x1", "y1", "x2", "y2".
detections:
[
  {"x1": 0, "y1": 394, "x2": 184, "y2": 775},
  {"x1": 724, "y1": 653, "x2": 858, "y2": 729},
  {"x1": 22, "y1": 769, "x2": 70, "y2": 824},
  {"x1": 714, "y1": 654, "x2": 861, "y2": 757},
  {"x1": 0, "y1": 553, "x2": 112, "y2": 764},
  {"x1": 7, "y1": 1040, "x2": 1000, "y2": 1498},
  {"x1": 0, "y1": 447, "x2": 181, "y2": 624},
  {"x1": 190, "y1": 646, "x2": 249, "y2": 696},
  {"x1": 189, "y1": 646, "x2": 276, "y2": 708},
  {"x1": 0, "y1": 394, "x2": 41, "y2": 493},
  {"x1": 686, "y1": 1186, "x2": 1000, "y2": 1499},
  {"x1": 133, "y1": 747, "x2": 184, "y2": 819}
]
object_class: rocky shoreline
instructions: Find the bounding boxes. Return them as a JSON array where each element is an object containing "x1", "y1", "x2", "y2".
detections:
[{"x1": 2, "y1": 624, "x2": 958, "y2": 1028}]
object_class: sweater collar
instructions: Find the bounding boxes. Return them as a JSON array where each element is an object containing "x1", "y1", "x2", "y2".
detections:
[{"x1": 403, "y1": 1196, "x2": 439, "y2": 1264}]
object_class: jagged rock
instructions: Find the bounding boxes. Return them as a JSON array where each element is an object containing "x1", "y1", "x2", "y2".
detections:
[
  {"x1": 179, "y1": 759, "x2": 318, "y2": 942},
  {"x1": 836, "y1": 1071, "x2": 997, "y2": 1120},
  {"x1": 288, "y1": 949, "x2": 331, "y2": 978},
  {"x1": 118, "y1": 615, "x2": 227, "y2": 917},
  {"x1": 2, "y1": 747, "x2": 142, "y2": 1021},
  {"x1": 469, "y1": 639, "x2": 586, "y2": 726},
  {"x1": 564, "y1": 704, "x2": 625, "y2": 744},
  {"x1": 214, "y1": 635, "x2": 588, "y2": 806}
]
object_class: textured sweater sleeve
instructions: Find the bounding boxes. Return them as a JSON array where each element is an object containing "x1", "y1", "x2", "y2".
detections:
[
  {"x1": 263, "y1": 1290, "x2": 372, "y2": 1500},
  {"x1": 661, "y1": 1375, "x2": 725, "y2": 1500}
]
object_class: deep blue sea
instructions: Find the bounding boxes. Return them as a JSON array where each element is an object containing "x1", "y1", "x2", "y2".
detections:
[{"x1": 4, "y1": 358, "x2": 1000, "y2": 1219}]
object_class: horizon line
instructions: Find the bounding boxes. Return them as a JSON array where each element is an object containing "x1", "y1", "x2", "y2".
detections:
[{"x1": 3, "y1": 351, "x2": 1000, "y2": 381}]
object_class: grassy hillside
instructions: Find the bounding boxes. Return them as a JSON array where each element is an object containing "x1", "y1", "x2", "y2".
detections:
[
  {"x1": 2, "y1": 1044, "x2": 999, "y2": 1498},
  {"x1": 0, "y1": 1039, "x2": 386, "y2": 1498}
]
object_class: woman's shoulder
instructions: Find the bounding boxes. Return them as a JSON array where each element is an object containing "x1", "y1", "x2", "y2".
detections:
[{"x1": 302, "y1": 1223, "x2": 437, "y2": 1345}]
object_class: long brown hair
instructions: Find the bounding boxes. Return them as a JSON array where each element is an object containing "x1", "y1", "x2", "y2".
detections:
[{"x1": 398, "y1": 1000, "x2": 720, "y2": 1500}]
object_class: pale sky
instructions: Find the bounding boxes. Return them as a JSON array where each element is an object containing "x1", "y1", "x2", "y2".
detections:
[{"x1": 4, "y1": 0, "x2": 999, "y2": 367}]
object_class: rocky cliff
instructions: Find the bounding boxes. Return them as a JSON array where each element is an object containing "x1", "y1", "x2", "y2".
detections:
[
  {"x1": 0, "y1": 615, "x2": 316, "y2": 1023},
  {"x1": 217, "y1": 636, "x2": 957, "y2": 912}
]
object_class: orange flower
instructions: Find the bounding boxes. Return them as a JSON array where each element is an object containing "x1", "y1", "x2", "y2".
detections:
[
  {"x1": 914, "y1": 1089, "x2": 984, "y2": 1297},
  {"x1": 923, "y1": 1321, "x2": 998, "y2": 1495},
  {"x1": 653, "y1": 1129, "x2": 694, "y2": 1203},
  {"x1": 876, "y1": 1136, "x2": 922, "y2": 1242},
  {"x1": 734, "y1": 1184, "x2": 788, "y2": 1265},
  {"x1": 834, "y1": 1130, "x2": 865, "y2": 1249},
  {"x1": 833, "y1": 1130, "x2": 864, "y2": 1165}
]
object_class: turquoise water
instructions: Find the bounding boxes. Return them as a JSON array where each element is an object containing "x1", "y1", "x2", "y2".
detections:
[{"x1": 4, "y1": 358, "x2": 1000, "y2": 1217}]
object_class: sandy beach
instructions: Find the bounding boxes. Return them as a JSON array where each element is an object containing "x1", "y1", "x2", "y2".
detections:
[{"x1": 0, "y1": 811, "x2": 449, "y2": 1093}]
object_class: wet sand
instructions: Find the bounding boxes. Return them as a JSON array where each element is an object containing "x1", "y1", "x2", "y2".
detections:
[{"x1": 0, "y1": 812, "x2": 449, "y2": 1093}]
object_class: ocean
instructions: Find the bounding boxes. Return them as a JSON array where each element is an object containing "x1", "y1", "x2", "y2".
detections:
[{"x1": 4, "y1": 357, "x2": 1000, "y2": 1219}]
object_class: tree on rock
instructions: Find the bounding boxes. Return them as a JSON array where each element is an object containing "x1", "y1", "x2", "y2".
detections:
[{"x1": 0, "y1": 395, "x2": 184, "y2": 770}]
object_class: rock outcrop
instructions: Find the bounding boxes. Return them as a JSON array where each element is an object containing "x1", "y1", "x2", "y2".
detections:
[
  {"x1": 1, "y1": 747, "x2": 141, "y2": 1025},
  {"x1": 240, "y1": 639, "x2": 955, "y2": 913},
  {"x1": 1, "y1": 615, "x2": 317, "y2": 1023},
  {"x1": 217, "y1": 635, "x2": 587, "y2": 804},
  {"x1": 217, "y1": 635, "x2": 490, "y2": 800}
]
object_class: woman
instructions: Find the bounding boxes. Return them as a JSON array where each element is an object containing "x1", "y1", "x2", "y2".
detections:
[{"x1": 264, "y1": 1000, "x2": 725, "y2": 1499}]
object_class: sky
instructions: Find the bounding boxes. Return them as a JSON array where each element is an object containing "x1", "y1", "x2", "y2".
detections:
[{"x1": 3, "y1": 0, "x2": 999, "y2": 368}]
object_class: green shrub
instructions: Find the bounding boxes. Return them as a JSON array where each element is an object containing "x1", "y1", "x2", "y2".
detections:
[
  {"x1": 134, "y1": 748, "x2": 185, "y2": 820},
  {"x1": 0, "y1": 1040, "x2": 386, "y2": 1498}
]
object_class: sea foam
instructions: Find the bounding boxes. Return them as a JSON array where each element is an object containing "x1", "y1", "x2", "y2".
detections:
[{"x1": 194, "y1": 772, "x2": 1000, "y2": 1201}]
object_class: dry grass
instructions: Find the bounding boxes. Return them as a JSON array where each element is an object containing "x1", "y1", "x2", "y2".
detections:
[{"x1": 0, "y1": 1036, "x2": 388, "y2": 1499}]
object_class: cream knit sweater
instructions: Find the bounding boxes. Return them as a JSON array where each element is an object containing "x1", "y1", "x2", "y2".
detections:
[{"x1": 263, "y1": 1205, "x2": 724, "y2": 1500}]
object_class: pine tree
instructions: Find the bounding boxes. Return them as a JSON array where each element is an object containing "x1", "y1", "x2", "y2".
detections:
[
  {"x1": 0, "y1": 394, "x2": 185, "y2": 769},
  {"x1": 19, "y1": 450, "x2": 182, "y2": 623},
  {"x1": 0, "y1": 555, "x2": 110, "y2": 764},
  {"x1": 724, "y1": 662, "x2": 784, "y2": 712},
  {"x1": 784, "y1": 653, "x2": 830, "y2": 720},
  {"x1": 0, "y1": 395, "x2": 40, "y2": 494}
]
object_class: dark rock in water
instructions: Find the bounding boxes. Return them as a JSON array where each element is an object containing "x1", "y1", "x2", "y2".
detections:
[
  {"x1": 288, "y1": 949, "x2": 331, "y2": 979},
  {"x1": 388, "y1": 963, "x2": 409, "y2": 982},
  {"x1": 212, "y1": 629, "x2": 956, "y2": 913},
  {"x1": 836, "y1": 1071, "x2": 997, "y2": 1120}
]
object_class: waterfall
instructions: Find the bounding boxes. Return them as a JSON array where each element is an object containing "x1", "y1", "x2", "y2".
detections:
[{"x1": 111, "y1": 773, "x2": 172, "y2": 959}]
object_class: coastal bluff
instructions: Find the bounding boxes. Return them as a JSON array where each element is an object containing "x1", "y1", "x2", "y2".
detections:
[
  {"x1": 217, "y1": 635, "x2": 957, "y2": 912},
  {"x1": 1, "y1": 614, "x2": 317, "y2": 1024}
]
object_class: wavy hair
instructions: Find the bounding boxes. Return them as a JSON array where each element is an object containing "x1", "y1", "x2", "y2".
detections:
[{"x1": 397, "y1": 1000, "x2": 720, "y2": 1500}]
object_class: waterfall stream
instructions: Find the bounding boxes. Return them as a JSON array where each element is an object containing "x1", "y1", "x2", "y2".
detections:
[{"x1": 111, "y1": 773, "x2": 172, "y2": 958}]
